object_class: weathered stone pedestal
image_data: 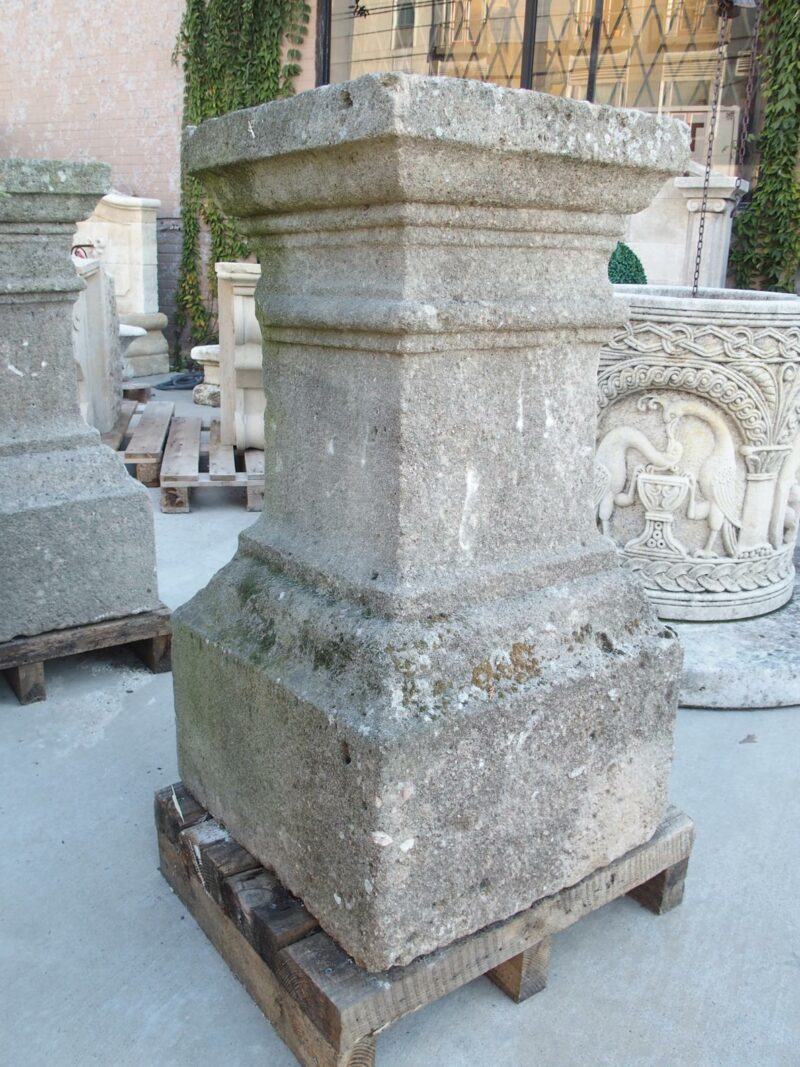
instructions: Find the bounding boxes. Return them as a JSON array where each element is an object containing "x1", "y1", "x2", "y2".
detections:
[
  {"x1": 0, "y1": 159, "x2": 160, "y2": 642},
  {"x1": 173, "y1": 74, "x2": 689, "y2": 972}
]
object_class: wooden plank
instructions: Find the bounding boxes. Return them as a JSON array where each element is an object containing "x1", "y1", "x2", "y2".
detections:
[
  {"x1": 135, "y1": 461, "x2": 160, "y2": 487},
  {"x1": 247, "y1": 483, "x2": 264, "y2": 512},
  {"x1": 124, "y1": 400, "x2": 174, "y2": 463},
  {"x1": 245, "y1": 449, "x2": 265, "y2": 511},
  {"x1": 244, "y1": 448, "x2": 264, "y2": 480},
  {"x1": 164, "y1": 471, "x2": 250, "y2": 489},
  {"x1": 100, "y1": 399, "x2": 137, "y2": 451},
  {"x1": 181, "y1": 818, "x2": 261, "y2": 908},
  {"x1": 0, "y1": 606, "x2": 171, "y2": 671},
  {"x1": 158, "y1": 826, "x2": 375, "y2": 1067},
  {"x1": 122, "y1": 384, "x2": 152, "y2": 403},
  {"x1": 209, "y1": 419, "x2": 237, "y2": 482},
  {"x1": 628, "y1": 856, "x2": 690, "y2": 915},
  {"x1": 4, "y1": 662, "x2": 46, "y2": 704},
  {"x1": 160, "y1": 417, "x2": 202, "y2": 485},
  {"x1": 222, "y1": 868, "x2": 320, "y2": 968},
  {"x1": 274, "y1": 807, "x2": 695, "y2": 1049},
  {"x1": 131, "y1": 633, "x2": 172, "y2": 673},
  {"x1": 160, "y1": 486, "x2": 190, "y2": 513},
  {"x1": 154, "y1": 783, "x2": 208, "y2": 843},
  {"x1": 487, "y1": 937, "x2": 551, "y2": 1003}
]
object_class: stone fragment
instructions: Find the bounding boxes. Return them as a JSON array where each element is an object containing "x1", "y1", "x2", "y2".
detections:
[
  {"x1": 215, "y1": 262, "x2": 264, "y2": 449},
  {"x1": 71, "y1": 256, "x2": 122, "y2": 433},
  {"x1": 173, "y1": 74, "x2": 689, "y2": 971},
  {"x1": 0, "y1": 158, "x2": 160, "y2": 642},
  {"x1": 73, "y1": 192, "x2": 169, "y2": 374},
  {"x1": 192, "y1": 382, "x2": 220, "y2": 408}
]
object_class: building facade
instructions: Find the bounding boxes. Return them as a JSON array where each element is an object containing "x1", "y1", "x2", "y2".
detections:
[
  {"x1": 322, "y1": 0, "x2": 759, "y2": 175},
  {"x1": 2, "y1": 1, "x2": 761, "y2": 350}
]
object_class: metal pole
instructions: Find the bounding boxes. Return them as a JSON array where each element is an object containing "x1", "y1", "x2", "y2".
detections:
[{"x1": 586, "y1": 0, "x2": 605, "y2": 103}]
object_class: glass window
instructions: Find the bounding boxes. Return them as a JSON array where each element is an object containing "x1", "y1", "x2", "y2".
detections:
[
  {"x1": 329, "y1": 0, "x2": 527, "y2": 88},
  {"x1": 531, "y1": 1, "x2": 758, "y2": 172},
  {"x1": 328, "y1": 0, "x2": 759, "y2": 174}
]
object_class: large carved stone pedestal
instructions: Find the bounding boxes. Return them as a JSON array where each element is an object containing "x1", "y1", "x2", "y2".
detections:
[
  {"x1": 0, "y1": 160, "x2": 160, "y2": 642},
  {"x1": 597, "y1": 285, "x2": 800, "y2": 621},
  {"x1": 173, "y1": 74, "x2": 688, "y2": 972}
]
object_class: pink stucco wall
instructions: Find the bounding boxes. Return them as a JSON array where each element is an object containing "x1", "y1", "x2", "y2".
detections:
[{"x1": 1, "y1": 0, "x2": 318, "y2": 217}]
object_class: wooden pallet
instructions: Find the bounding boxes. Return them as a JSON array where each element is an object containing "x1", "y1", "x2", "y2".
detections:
[
  {"x1": 156, "y1": 782, "x2": 695, "y2": 1067},
  {"x1": 100, "y1": 399, "x2": 139, "y2": 452},
  {"x1": 123, "y1": 400, "x2": 175, "y2": 486},
  {"x1": 159, "y1": 417, "x2": 264, "y2": 513},
  {"x1": 1, "y1": 606, "x2": 172, "y2": 705}
]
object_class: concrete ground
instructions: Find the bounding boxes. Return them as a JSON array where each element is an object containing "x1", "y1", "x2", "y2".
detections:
[{"x1": 1, "y1": 489, "x2": 798, "y2": 1067}]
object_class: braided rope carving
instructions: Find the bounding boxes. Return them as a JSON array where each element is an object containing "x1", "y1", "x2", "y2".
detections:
[{"x1": 626, "y1": 547, "x2": 794, "y2": 594}]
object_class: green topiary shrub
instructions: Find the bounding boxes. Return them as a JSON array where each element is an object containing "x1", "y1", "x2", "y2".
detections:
[{"x1": 608, "y1": 241, "x2": 647, "y2": 285}]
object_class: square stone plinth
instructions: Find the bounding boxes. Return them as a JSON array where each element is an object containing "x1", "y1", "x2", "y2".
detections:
[
  {"x1": 175, "y1": 555, "x2": 680, "y2": 971},
  {"x1": 174, "y1": 74, "x2": 688, "y2": 971}
]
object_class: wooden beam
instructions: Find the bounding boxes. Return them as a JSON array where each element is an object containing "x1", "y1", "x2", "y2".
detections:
[
  {"x1": 0, "y1": 607, "x2": 171, "y2": 670},
  {"x1": 3, "y1": 661, "x2": 46, "y2": 704},
  {"x1": 160, "y1": 417, "x2": 202, "y2": 485},
  {"x1": 209, "y1": 419, "x2": 237, "y2": 481}
]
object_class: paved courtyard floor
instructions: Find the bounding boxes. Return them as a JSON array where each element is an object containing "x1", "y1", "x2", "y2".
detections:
[{"x1": 1, "y1": 487, "x2": 798, "y2": 1066}]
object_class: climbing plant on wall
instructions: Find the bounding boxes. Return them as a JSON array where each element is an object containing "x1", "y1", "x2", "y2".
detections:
[
  {"x1": 731, "y1": 0, "x2": 800, "y2": 292},
  {"x1": 174, "y1": 0, "x2": 310, "y2": 344}
]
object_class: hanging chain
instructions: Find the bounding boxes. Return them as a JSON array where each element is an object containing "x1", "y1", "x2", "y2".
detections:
[
  {"x1": 731, "y1": 0, "x2": 763, "y2": 217},
  {"x1": 692, "y1": 4, "x2": 731, "y2": 297}
]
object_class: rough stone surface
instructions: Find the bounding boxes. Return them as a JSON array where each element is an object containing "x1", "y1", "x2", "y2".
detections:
[
  {"x1": 0, "y1": 158, "x2": 160, "y2": 642},
  {"x1": 119, "y1": 311, "x2": 169, "y2": 375},
  {"x1": 72, "y1": 256, "x2": 122, "y2": 433},
  {"x1": 192, "y1": 382, "x2": 220, "y2": 407},
  {"x1": 174, "y1": 74, "x2": 689, "y2": 971},
  {"x1": 597, "y1": 285, "x2": 800, "y2": 621},
  {"x1": 676, "y1": 548, "x2": 800, "y2": 709}
]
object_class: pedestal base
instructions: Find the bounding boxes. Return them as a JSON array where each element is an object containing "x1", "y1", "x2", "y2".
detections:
[
  {"x1": 155, "y1": 782, "x2": 694, "y2": 1067},
  {"x1": 174, "y1": 556, "x2": 681, "y2": 971},
  {"x1": 676, "y1": 556, "x2": 800, "y2": 709},
  {"x1": 0, "y1": 440, "x2": 160, "y2": 642}
]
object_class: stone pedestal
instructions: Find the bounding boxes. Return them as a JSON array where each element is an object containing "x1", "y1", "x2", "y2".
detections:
[
  {"x1": 215, "y1": 262, "x2": 264, "y2": 449},
  {"x1": 0, "y1": 159, "x2": 160, "y2": 642},
  {"x1": 74, "y1": 192, "x2": 169, "y2": 374},
  {"x1": 173, "y1": 74, "x2": 688, "y2": 972}
]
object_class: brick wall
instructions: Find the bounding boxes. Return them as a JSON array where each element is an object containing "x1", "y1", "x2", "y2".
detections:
[{"x1": 2, "y1": 0, "x2": 318, "y2": 351}]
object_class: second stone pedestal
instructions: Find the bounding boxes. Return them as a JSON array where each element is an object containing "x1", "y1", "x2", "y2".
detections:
[
  {"x1": 174, "y1": 74, "x2": 689, "y2": 971},
  {"x1": 0, "y1": 159, "x2": 160, "y2": 642}
]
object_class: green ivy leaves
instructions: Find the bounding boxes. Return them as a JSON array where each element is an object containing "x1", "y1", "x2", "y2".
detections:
[
  {"x1": 174, "y1": 0, "x2": 311, "y2": 347},
  {"x1": 731, "y1": 0, "x2": 800, "y2": 293}
]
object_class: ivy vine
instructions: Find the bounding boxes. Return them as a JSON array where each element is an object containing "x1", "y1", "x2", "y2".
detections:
[
  {"x1": 731, "y1": 0, "x2": 800, "y2": 293},
  {"x1": 174, "y1": 0, "x2": 310, "y2": 345}
]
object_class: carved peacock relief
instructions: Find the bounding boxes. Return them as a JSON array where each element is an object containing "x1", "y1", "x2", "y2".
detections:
[{"x1": 597, "y1": 288, "x2": 800, "y2": 621}]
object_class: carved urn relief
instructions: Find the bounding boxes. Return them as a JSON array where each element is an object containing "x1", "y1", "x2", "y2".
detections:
[{"x1": 597, "y1": 286, "x2": 800, "y2": 621}]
